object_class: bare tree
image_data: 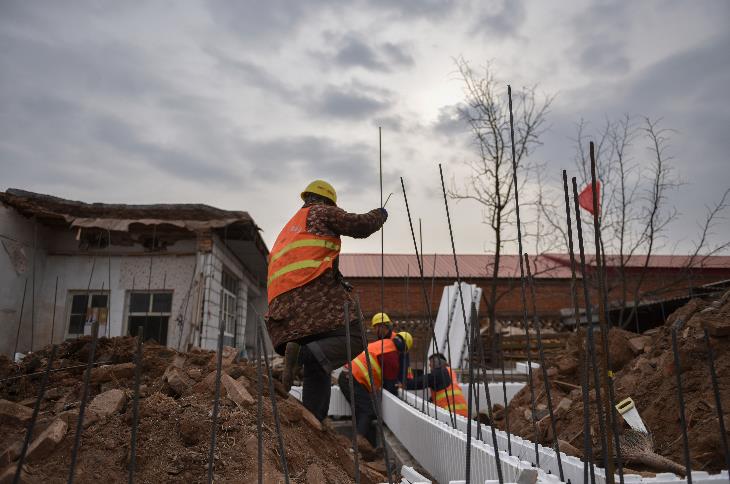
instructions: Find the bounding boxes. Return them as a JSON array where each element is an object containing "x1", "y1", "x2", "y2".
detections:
[{"x1": 448, "y1": 58, "x2": 554, "y2": 359}]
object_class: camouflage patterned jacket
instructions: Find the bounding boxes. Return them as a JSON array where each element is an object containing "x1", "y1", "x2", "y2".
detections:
[{"x1": 266, "y1": 201, "x2": 386, "y2": 354}]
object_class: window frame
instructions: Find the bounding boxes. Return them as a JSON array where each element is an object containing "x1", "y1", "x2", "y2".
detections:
[
  {"x1": 219, "y1": 269, "x2": 239, "y2": 341},
  {"x1": 125, "y1": 290, "x2": 173, "y2": 338},
  {"x1": 65, "y1": 290, "x2": 110, "y2": 338}
]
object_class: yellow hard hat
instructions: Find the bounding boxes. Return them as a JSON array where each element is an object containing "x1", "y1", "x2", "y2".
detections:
[
  {"x1": 371, "y1": 312, "x2": 391, "y2": 327},
  {"x1": 301, "y1": 179, "x2": 337, "y2": 204},
  {"x1": 397, "y1": 331, "x2": 413, "y2": 351}
]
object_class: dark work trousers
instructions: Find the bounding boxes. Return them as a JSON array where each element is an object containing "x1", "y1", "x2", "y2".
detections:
[
  {"x1": 299, "y1": 319, "x2": 364, "y2": 422},
  {"x1": 338, "y1": 371, "x2": 377, "y2": 447}
]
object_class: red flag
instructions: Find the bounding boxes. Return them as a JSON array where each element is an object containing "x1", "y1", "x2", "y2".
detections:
[{"x1": 578, "y1": 181, "x2": 600, "y2": 215}]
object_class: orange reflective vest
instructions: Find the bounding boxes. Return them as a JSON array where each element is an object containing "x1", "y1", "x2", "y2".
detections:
[
  {"x1": 351, "y1": 338, "x2": 398, "y2": 392},
  {"x1": 267, "y1": 207, "x2": 341, "y2": 303},
  {"x1": 432, "y1": 367, "x2": 468, "y2": 417}
]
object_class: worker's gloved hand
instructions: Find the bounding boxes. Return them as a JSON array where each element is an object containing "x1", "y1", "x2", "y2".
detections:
[
  {"x1": 341, "y1": 280, "x2": 353, "y2": 292},
  {"x1": 378, "y1": 207, "x2": 388, "y2": 220}
]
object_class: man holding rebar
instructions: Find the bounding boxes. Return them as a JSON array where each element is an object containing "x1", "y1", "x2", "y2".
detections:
[
  {"x1": 401, "y1": 352, "x2": 468, "y2": 417},
  {"x1": 266, "y1": 179, "x2": 387, "y2": 422},
  {"x1": 338, "y1": 331, "x2": 412, "y2": 446}
]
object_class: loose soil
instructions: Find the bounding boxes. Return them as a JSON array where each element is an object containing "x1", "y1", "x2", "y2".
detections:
[
  {"x1": 1, "y1": 337, "x2": 388, "y2": 483},
  {"x1": 492, "y1": 290, "x2": 730, "y2": 475}
]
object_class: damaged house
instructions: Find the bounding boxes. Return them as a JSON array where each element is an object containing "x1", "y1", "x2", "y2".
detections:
[{"x1": 0, "y1": 189, "x2": 269, "y2": 358}]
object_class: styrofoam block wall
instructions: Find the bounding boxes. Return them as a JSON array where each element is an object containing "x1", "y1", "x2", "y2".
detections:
[
  {"x1": 289, "y1": 385, "x2": 729, "y2": 484},
  {"x1": 381, "y1": 389, "x2": 562, "y2": 484}
]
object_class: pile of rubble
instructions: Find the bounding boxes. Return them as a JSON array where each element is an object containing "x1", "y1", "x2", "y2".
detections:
[
  {"x1": 493, "y1": 290, "x2": 730, "y2": 474},
  {"x1": 0, "y1": 337, "x2": 389, "y2": 483}
]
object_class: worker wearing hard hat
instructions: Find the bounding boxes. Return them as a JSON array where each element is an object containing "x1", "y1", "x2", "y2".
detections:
[
  {"x1": 371, "y1": 312, "x2": 394, "y2": 340},
  {"x1": 402, "y1": 352, "x2": 468, "y2": 417},
  {"x1": 338, "y1": 331, "x2": 412, "y2": 446},
  {"x1": 266, "y1": 180, "x2": 387, "y2": 422}
]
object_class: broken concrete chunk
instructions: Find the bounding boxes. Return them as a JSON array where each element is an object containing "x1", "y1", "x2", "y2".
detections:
[
  {"x1": 0, "y1": 462, "x2": 31, "y2": 484},
  {"x1": 627, "y1": 336, "x2": 651, "y2": 355},
  {"x1": 221, "y1": 374, "x2": 254, "y2": 407},
  {"x1": 25, "y1": 418, "x2": 67, "y2": 463},
  {"x1": 0, "y1": 399, "x2": 33, "y2": 426},
  {"x1": 88, "y1": 389, "x2": 127, "y2": 418},
  {"x1": 192, "y1": 371, "x2": 227, "y2": 396},
  {"x1": 90, "y1": 362, "x2": 136, "y2": 384},
  {"x1": 58, "y1": 408, "x2": 100, "y2": 429},
  {"x1": 164, "y1": 367, "x2": 195, "y2": 396},
  {"x1": 556, "y1": 397, "x2": 572, "y2": 413},
  {"x1": 300, "y1": 406, "x2": 322, "y2": 431},
  {"x1": 704, "y1": 319, "x2": 730, "y2": 337}
]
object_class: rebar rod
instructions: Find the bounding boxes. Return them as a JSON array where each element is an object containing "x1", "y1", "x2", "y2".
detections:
[
  {"x1": 67, "y1": 320, "x2": 99, "y2": 484},
  {"x1": 207, "y1": 293, "x2": 227, "y2": 483},
  {"x1": 256, "y1": 325, "x2": 263, "y2": 484},
  {"x1": 507, "y1": 85, "x2": 539, "y2": 466},
  {"x1": 525, "y1": 253, "x2": 564, "y2": 481},
  {"x1": 588, "y1": 143, "x2": 623, "y2": 484},
  {"x1": 107, "y1": 229, "x2": 112, "y2": 338},
  {"x1": 671, "y1": 320, "x2": 692, "y2": 483},
  {"x1": 562, "y1": 171, "x2": 595, "y2": 484},
  {"x1": 439, "y1": 163, "x2": 480, "y2": 484},
  {"x1": 344, "y1": 302, "x2": 361, "y2": 484},
  {"x1": 14, "y1": 345, "x2": 57, "y2": 484},
  {"x1": 572, "y1": 177, "x2": 610, "y2": 473},
  {"x1": 31, "y1": 219, "x2": 37, "y2": 352},
  {"x1": 13, "y1": 279, "x2": 28, "y2": 359},
  {"x1": 50, "y1": 276, "x2": 59, "y2": 346},
  {"x1": 703, "y1": 328, "x2": 730, "y2": 474},
  {"x1": 128, "y1": 325, "x2": 144, "y2": 484},
  {"x1": 354, "y1": 296, "x2": 394, "y2": 484},
  {"x1": 258, "y1": 321, "x2": 290, "y2": 483},
  {"x1": 400, "y1": 177, "x2": 457, "y2": 428}
]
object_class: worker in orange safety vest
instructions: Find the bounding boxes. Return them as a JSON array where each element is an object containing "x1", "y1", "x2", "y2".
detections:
[
  {"x1": 266, "y1": 180, "x2": 387, "y2": 422},
  {"x1": 403, "y1": 352, "x2": 468, "y2": 417},
  {"x1": 338, "y1": 331, "x2": 412, "y2": 446}
]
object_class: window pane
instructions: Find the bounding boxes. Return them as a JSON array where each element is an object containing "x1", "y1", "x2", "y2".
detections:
[
  {"x1": 130, "y1": 293, "x2": 150, "y2": 313},
  {"x1": 152, "y1": 293, "x2": 172, "y2": 313},
  {"x1": 91, "y1": 294, "x2": 108, "y2": 308},
  {"x1": 71, "y1": 294, "x2": 89, "y2": 314},
  {"x1": 129, "y1": 315, "x2": 168, "y2": 345},
  {"x1": 69, "y1": 315, "x2": 85, "y2": 334}
]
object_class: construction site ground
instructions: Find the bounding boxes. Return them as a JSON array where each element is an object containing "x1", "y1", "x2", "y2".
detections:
[
  {"x1": 491, "y1": 291, "x2": 730, "y2": 475},
  {"x1": 0, "y1": 337, "x2": 391, "y2": 484}
]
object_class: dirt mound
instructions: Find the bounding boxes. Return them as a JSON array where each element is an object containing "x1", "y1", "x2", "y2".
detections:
[
  {"x1": 1, "y1": 339, "x2": 388, "y2": 483},
  {"x1": 494, "y1": 290, "x2": 730, "y2": 475}
]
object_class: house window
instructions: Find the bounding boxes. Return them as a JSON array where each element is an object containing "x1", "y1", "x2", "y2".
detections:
[
  {"x1": 127, "y1": 291, "x2": 172, "y2": 345},
  {"x1": 220, "y1": 270, "x2": 239, "y2": 346},
  {"x1": 68, "y1": 292, "x2": 108, "y2": 335}
]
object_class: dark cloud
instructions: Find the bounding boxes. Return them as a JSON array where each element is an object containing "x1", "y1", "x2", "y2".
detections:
[
  {"x1": 432, "y1": 103, "x2": 468, "y2": 136},
  {"x1": 569, "y1": 1, "x2": 631, "y2": 75},
  {"x1": 309, "y1": 85, "x2": 390, "y2": 119},
  {"x1": 472, "y1": 0, "x2": 526, "y2": 37},
  {"x1": 205, "y1": 48, "x2": 296, "y2": 99},
  {"x1": 322, "y1": 32, "x2": 414, "y2": 73}
]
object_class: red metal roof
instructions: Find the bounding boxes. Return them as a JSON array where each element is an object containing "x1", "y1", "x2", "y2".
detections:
[
  {"x1": 340, "y1": 253, "x2": 730, "y2": 279},
  {"x1": 339, "y1": 253, "x2": 574, "y2": 279}
]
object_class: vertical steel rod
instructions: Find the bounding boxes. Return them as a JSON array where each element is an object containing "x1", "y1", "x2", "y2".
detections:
[
  {"x1": 562, "y1": 171, "x2": 595, "y2": 484},
  {"x1": 256, "y1": 325, "x2": 264, "y2": 484},
  {"x1": 128, "y1": 325, "x2": 144, "y2": 484},
  {"x1": 258, "y1": 321, "x2": 290, "y2": 483},
  {"x1": 344, "y1": 302, "x2": 361, "y2": 484},
  {"x1": 572, "y1": 177, "x2": 610, "y2": 473},
  {"x1": 14, "y1": 345, "x2": 57, "y2": 484},
  {"x1": 207, "y1": 292, "x2": 227, "y2": 483},
  {"x1": 703, "y1": 328, "x2": 730, "y2": 473},
  {"x1": 67, "y1": 320, "x2": 99, "y2": 484},
  {"x1": 50, "y1": 276, "x2": 59, "y2": 346},
  {"x1": 588, "y1": 143, "x2": 623, "y2": 483},
  {"x1": 671, "y1": 321, "x2": 692, "y2": 483},
  {"x1": 400, "y1": 178, "x2": 457, "y2": 428},
  {"x1": 507, "y1": 85, "x2": 540, "y2": 467},
  {"x1": 354, "y1": 296, "x2": 394, "y2": 484},
  {"x1": 525, "y1": 254, "x2": 564, "y2": 480},
  {"x1": 31, "y1": 219, "x2": 37, "y2": 352},
  {"x1": 13, "y1": 279, "x2": 28, "y2": 359}
]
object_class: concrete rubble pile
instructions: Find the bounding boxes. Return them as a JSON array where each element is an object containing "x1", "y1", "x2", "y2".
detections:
[
  {"x1": 0, "y1": 337, "x2": 390, "y2": 484},
  {"x1": 492, "y1": 289, "x2": 730, "y2": 476}
]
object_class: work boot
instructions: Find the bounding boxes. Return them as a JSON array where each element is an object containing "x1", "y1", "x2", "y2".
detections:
[{"x1": 282, "y1": 342, "x2": 300, "y2": 392}]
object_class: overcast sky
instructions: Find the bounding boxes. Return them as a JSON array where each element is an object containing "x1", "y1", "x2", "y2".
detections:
[{"x1": 2, "y1": 1, "x2": 728, "y2": 256}]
